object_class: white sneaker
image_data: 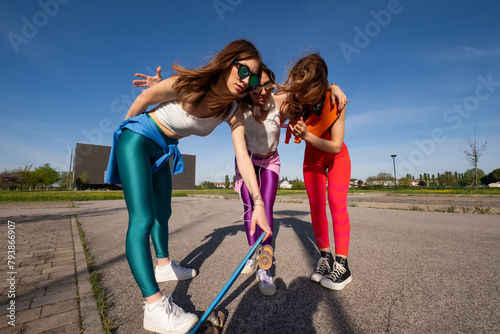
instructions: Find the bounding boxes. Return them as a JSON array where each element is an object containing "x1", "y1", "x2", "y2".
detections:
[
  {"x1": 241, "y1": 259, "x2": 256, "y2": 274},
  {"x1": 256, "y1": 269, "x2": 276, "y2": 296},
  {"x1": 155, "y1": 260, "x2": 197, "y2": 282},
  {"x1": 143, "y1": 295, "x2": 198, "y2": 334}
]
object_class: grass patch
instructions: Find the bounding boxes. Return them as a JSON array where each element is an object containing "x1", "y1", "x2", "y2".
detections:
[
  {"x1": 75, "y1": 217, "x2": 117, "y2": 333},
  {"x1": 0, "y1": 189, "x2": 211, "y2": 202},
  {"x1": 474, "y1": 205, "x2": 491, "y2": 214},
  {"x1": 446, "y1": 206, "x2": 456, "y2": 213},
  {"x1": 409, "y1": 205, "x2": 424, "y2": 211},
  {"x1": 276, "y1": 189, "x2": 307, "y2": 196},
  {"x1": 0, "y1": 190, "x2": 125, "y2": 202},
  {"x1": 388, "y1": 188, "x2": 500, "y2": 195}
]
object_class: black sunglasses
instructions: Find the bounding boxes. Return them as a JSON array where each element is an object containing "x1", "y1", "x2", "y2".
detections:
[
  {"x1": 252, "y1": 81, "x2": 275, "y2": 95},
  {"x1": 233, "y1": 60, "x2": 260, "y2": 88}
]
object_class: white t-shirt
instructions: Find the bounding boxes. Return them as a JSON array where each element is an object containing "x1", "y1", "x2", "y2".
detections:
[{"x1": 244, "y1": 95, "x2": 280, "y2": 156}]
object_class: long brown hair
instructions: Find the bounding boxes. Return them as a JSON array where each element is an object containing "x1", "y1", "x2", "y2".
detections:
[
  {"x1": 278, "y1": 52, "x2": 329, "y2": 112},
  {"x1": 172, "y1": 39, "x2": 262, "y2": 119}
]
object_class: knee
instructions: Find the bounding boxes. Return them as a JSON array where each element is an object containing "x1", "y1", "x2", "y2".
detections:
[{"x1": 128, "y1": 213, "x2": 155, "y2": 235}]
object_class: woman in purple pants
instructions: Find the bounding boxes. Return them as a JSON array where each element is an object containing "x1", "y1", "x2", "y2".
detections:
[{"x1": 233, "y1": 65, "x2": 280, "y2": 296}]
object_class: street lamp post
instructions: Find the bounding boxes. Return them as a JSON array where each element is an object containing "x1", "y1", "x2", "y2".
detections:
[{"x1": 390, "y1": 155, "x2": 397, "y2": 191}]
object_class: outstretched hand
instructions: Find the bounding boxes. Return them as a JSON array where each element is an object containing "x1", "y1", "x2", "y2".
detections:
[{"x1": 132, "y1": 66, "x2": 162, "y2": 88}]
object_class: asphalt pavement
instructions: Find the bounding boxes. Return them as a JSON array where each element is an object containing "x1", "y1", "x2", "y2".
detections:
[{"x1": 1, "y1": 196, "x2": 499, "y2": 333}]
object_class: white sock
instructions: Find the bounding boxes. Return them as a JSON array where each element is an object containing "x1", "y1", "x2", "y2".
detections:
[
  {"x1": 157, "y1": 262, "x2": 171, "y2": 270},
  {"x1": 147, "y1": 297, "x2": 162, "y2": 311}
]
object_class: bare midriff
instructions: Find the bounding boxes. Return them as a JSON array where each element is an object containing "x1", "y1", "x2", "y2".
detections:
[{"x1": 147, "y1": 110, "x2": 184, "y2": 140}]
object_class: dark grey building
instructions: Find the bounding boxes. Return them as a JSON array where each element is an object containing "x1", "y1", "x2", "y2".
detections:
[{"x1": 72, "y1": 143, "x2": 195, "y2": 190}]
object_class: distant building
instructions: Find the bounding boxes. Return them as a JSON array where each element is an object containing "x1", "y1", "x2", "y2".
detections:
[
  {"x1": 280, "y1": 180, "x2": 292, "y2": 189},
  {"x1": 72, "y1": 143, "x2": 196, "y2": 190},
  {"x1": 72, "y1": 143, "x2": 111, "y2": 189},
  {"x1": 366, "y1": 180, "x2": 397, "y2": 187},
  {"x1": 349, "y1": 179, "x2": 359, "y2": 188},
  {"x1": 212, "y1": 182, "x2": 233, "y2": 189}
]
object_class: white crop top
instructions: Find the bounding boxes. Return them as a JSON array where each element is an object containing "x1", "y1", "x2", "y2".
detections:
[
  {"x1": 244, "y1": 95, "x2": 280, "y2": 156},
  {"x1": 151, "y1": 100, "x2": 238, "y2": 137}
]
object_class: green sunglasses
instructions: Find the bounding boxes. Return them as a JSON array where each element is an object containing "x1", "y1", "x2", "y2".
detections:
[{"x1": 232, "y1": 60, "x2": 260, "y2": 88}]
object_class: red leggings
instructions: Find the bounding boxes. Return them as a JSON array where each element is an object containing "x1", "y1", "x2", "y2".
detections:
[{"x1": 303, "y1": 142, "x2": 351, "y2": 257}]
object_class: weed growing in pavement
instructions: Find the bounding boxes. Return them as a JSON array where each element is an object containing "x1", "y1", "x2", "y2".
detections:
[
  {"x1": 409, "y1": 205, "x2": 424, "y2": 211},
  {"x1": 75, "y1": 217, "x2": 117, "y2": 333},
  {"x1": 474, "y1": 205, "x2": 491, "y2": 214}
]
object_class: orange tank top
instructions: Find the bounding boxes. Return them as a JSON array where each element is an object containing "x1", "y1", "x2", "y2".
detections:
[{"x1": 284, "y1": 91, "x2": 341, "y2": 144}]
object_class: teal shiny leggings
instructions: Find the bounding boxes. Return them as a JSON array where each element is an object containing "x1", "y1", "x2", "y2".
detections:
[{"x1": 116, "y1": 127, "x2": 174, "y2": 298}]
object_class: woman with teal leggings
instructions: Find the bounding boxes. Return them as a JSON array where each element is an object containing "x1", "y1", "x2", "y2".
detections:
[
  {"x1": 115, "y1": 116, "x2": 179, "y2": 297},
  {"x1": 106, "y1": 39, "x2": 272, "y2": 334}
]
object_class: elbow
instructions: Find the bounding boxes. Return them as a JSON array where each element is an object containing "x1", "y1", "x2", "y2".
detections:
[
  {"x1": 328, "y1": 143, "x2": 343, "y2": 154},
  {"x1": 330, "y1": 147, "x2": 341, "y2": 154}
]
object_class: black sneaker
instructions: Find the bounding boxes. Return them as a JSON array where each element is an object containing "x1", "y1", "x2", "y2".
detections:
[
  {"x1": 320, "y1": 257, "x2": 352, "y2": 290},
  {"x1": 310, "y1": 252, "x2": 333, "y2": 282}
]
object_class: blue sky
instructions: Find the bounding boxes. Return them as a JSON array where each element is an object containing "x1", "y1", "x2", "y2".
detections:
[{"x1": 1, "y1": 0, "x2": 499, "y2": 184}]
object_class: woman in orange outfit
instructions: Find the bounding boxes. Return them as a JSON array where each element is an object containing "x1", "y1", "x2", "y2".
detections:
[{"x1": 275, "y1": 53, "x2": 351, "y2": 290}]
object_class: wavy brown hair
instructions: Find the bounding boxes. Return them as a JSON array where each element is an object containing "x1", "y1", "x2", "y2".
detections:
[
  {"x1": 277, "y1": 53, "x2": 329, "y2": 112},
  {"x1": 171, "y1": 39, "x2": 262, "y2": 119}
]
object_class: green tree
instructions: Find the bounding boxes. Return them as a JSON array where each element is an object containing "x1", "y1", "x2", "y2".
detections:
[
  {"x1": 76, "y1": 171, "x2": 90, "y2": 189},
  {"x1": 13, "y1": 165, "x2": 32, "y2": 190},
  {"x1": 459, "y1": 168, "x2": 485, "y2": 187},
  {"x1": 439, "y1": 171, "x2": 455, "y2": 188},
  {"x1": 58, "y1": 171, "x2": 71, "y2": 189},
  {"x1": 398, "y1": 177, "x2": 411, "y2": 187},
  {"x1": 200, "y1": 181, "x2": 216, "y2": 189},
  {"x1": 365, "y1": 176, "x2": 376, "y2": 183},
  {"x1": 291, "y1": 180, "x2": 305, "y2": 190},
  {"x1": 481, "y1": 168, "x2": 500, "y2": 185},
  {"x1": 376, "y1": 172, "x2": 394, "y2": 180},
  {"x1": 225, "y1": 175, "x2": 230, "y2": 189},
  {"x1": 34, "y1": 163, "x2": 59, "y2": 188}
]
